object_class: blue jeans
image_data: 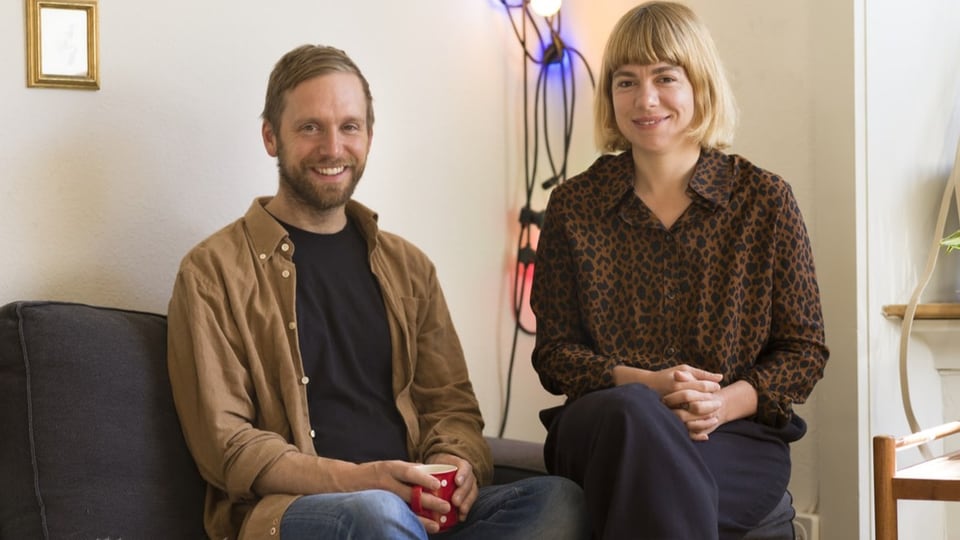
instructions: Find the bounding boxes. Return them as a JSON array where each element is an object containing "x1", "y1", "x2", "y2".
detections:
[{"x1": 279, "y1": 475, "x2": 589, "y2": 540}]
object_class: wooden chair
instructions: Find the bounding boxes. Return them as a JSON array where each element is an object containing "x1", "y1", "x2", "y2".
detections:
[{"x1": 873, "y1": 421, "x2": 960, "y2": 539}]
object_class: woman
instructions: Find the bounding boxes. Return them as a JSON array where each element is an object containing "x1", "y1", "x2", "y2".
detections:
[{"x1": 530, "y1": 2, "x2": 829, "y2": 539}]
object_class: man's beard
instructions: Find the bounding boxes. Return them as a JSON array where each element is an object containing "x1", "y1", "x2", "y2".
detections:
[{"x1": 276, "y1": 151, "x2": 363, "y2": 212}]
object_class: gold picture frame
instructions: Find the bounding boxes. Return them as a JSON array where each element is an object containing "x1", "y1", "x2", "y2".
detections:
[{"x1": 25, "y1": 0, "x2": 99, "y2": 90}]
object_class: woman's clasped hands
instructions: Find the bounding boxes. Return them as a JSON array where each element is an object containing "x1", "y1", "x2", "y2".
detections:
[{"x1": 660, "y1": 366, "x2": 724, "y2": 441}]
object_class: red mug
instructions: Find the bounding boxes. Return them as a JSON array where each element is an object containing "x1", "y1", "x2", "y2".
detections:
[{"x1": 410, "y1": 463, "x2": 458, "y2": 531}]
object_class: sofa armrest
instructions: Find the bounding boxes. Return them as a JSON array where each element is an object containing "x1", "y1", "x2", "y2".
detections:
[
  {"x1": 486, "y1": 436, "x2": 547, "y2": 485},
  {"x1": 0, "y1": 301, "x2": 206, "y2": 538}
]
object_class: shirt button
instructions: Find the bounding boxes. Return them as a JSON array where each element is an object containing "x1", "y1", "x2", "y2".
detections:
[
  {"x1": 301, "y1": 376, "x2": 310, "y2": 385},
  {"x1": 281, "y1": 270, "x2": 291, "y2": 278},
  {"x1": 281, "y1": 243, "x2": 290, "y2": 252},
  {"x1": 258, "y1": 253, "x2": 267, "y2": 260},
  {"x1": 270, "y1": 526, "x2": 277, "y2": 535},
  {"x1": 666, "y1": 346, "x2": 677, "y2": 356},
  {"x1": 288, "y1": 321, "x2": 297, "y2": 330}
]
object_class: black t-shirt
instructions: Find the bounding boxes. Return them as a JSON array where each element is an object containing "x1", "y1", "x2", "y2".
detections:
[{"x1": 282, "y1": 218, "x2": 409, "y2": 463}]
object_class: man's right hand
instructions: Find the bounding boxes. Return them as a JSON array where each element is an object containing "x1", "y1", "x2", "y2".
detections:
[
  {"x1": 358, "y1": 460, "x2": 451, "y2": 533},
  {"x1": 254, "y1": 455, "x2": 452, "y2": 534}
]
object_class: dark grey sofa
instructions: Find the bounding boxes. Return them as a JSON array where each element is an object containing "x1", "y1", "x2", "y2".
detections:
[{"x1": 0, "y1": 300, "x2": 546, "y2": 539}]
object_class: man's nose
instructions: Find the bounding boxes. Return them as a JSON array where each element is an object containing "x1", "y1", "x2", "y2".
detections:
[{"x1": 316, "y1": 130, "x2": 342, "y2": 155}]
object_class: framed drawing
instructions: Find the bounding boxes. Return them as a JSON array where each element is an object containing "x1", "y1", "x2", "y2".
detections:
[{"x1": 25, "y1": 0, "x2": 99, "y2": 90}]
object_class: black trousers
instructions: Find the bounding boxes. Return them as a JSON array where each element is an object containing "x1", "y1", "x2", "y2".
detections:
[{"x1": 542, "y1": 384, "x2": 806, "y2": 540}]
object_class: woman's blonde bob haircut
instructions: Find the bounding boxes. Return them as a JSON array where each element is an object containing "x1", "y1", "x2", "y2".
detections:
[{"x1": 594, "y1": 1, "x2": 737, "y2": 153}]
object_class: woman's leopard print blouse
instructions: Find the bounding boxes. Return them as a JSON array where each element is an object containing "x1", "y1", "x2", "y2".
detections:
[{"x1": 530, "y1": 149, "x2": 829, "y2": 427}]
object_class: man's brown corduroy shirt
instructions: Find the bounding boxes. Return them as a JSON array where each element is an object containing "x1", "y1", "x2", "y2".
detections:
[{"x1": 167, "y1": 197, "x2": 491, "y2": 539}]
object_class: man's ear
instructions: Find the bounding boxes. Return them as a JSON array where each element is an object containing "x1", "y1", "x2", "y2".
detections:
[{"x1": 262, "y1": 120, "x2": 278, "y2": 157}]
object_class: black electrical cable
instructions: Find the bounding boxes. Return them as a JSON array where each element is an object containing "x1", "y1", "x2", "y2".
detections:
[{"x1": 495, "y1": 1, "x2": 595, "y2": 438}]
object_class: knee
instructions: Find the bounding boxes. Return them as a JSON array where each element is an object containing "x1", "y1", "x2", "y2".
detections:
[
  {"x1": 553, "y1": 385, "x2": 687, "y2": 470},
  {"x1": 341, "y1": 490, "x2": 409, "y2": 520},
  {"x1": 335, "y1": 490, "x2": 425, "y2": 538},
  {"x1": 566, "y1": 384, "x2": 665, "y2": 431},
  {"x1": 596, "y1": 383, "x2": 660, "y2": 410},
  {"x1": 544, "y1": 476, "x2": 588, "y2": 516},
  {"x1": 516, "y1": 476, "x2": 590, "y2": 539},
  {"x1": 347, "y1": 490, "x2": 420, "y2": 526}
]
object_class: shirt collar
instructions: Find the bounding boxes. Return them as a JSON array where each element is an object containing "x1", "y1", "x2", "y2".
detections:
[
  {"x1": 244, "y1": 196, "x2": 288, "y2": 259},
  {"x1": 687, "y1": 148, "x2": 734, "y2": 208},
  {"x1": 594, "y1": 148, "x2": 735, "y2": 214},
  {"x1": 244, "y1": 197, "x2": 381, "y2": 259}
]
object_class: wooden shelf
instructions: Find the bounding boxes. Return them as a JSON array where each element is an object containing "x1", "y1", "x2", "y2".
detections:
[{"x1": 882, "y1": 303, "x2": 960, "y2": 320}]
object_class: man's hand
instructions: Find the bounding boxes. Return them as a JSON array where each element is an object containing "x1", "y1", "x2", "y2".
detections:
[
  {"x1": 426, "y1": 453, "x2": 479, "y2": 523},
  {"x1": 360, "y1": 454, "x2": 478, "y2": 534},
  {"x1": 252, "y1": 449, "x2": 482, "y2": 534},
  {"x1": 349, "y1": 460, "x2": 451, "y2": 534},
  {"x1": 253, "y1": 456, "x2": 445, "y2": 533}
]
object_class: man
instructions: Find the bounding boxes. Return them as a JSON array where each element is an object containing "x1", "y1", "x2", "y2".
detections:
[{"x1": 167, "y1": 44, "x2": 587, "y2": 540}]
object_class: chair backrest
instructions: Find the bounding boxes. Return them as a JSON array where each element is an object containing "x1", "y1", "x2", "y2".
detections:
[{"x1": 873, "y1": 421, "x2": 960, "y2": 540}]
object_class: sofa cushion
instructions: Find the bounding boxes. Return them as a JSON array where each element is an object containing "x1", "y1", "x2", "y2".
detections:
[{"x1": 0, "y1": 301, "x2": 205, "y2": 539}]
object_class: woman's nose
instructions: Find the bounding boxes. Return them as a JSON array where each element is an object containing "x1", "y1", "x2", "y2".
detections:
[{"x1": 636, "y1": 84, "x2": 658, "y2": 107}]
